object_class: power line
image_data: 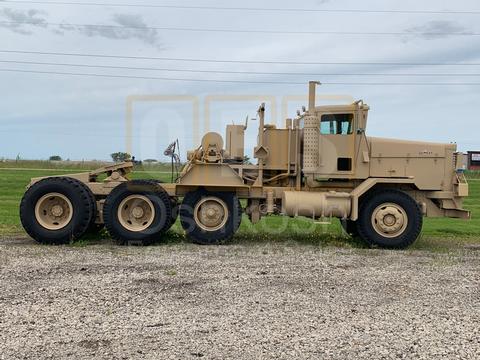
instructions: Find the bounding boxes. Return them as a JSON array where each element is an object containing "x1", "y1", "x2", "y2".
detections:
[
  {"x1": 1, "y1": 20, "x2": 480, "y2": 36},
  {"x1": 0, "y1": 68, "x2": 306, "y2": 84},
  {"x1": 2, "y1": 67, "x2": 480, "y2": 85},
  {"x1": 1, "y1": 50, "x2": 480, "y2": 67},
  {"x1": 2, "y1": 1, "x2": 480, "y2": 15},
  {"x1": 0, "y1": 128, "x2": 178, "y2": 139},
  {"x1": 3, "y1": 59, "x2": 480, "y2": 77}
]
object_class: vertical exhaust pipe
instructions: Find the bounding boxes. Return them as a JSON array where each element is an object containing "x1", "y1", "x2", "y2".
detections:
[{"x1": 308, "y1": 81, "x2": 321, "y2": 112}]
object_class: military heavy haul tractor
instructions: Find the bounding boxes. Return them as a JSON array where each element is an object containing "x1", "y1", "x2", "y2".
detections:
[{"x1": 20, "y1": 82, "x2": 470, "y2": 248}]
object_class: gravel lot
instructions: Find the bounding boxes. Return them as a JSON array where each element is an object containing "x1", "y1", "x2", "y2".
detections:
[{"x1": 0, "y1": 236, "x2": 479, "y2": 360}]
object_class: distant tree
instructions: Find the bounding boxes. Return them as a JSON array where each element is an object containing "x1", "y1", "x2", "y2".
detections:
[
  {"x1": 143, "y1": 159, "x2": 158, "y2": 163},
  {"x1": 49, "y1": 155, "x2": 62, "y2": 161},
  {"x1": 111, "y1": 152, "x2": 131, "y2": 163},
  {"x1": 243, "y1": 155, "x2": 252, "y2": 165}
]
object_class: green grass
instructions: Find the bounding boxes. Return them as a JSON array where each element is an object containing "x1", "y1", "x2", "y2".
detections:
[
  {"x1": 0, "y1": 169, "x2": 64, "y2": 235},
  {"x1": 0, "y1": 160, "x2": 108, "y2": 170},
  {"x1": 465, "y1": 170, "x2": 480, "y2": 180},
  {"x1": 0, "y1": 159, "x2": 178, "y2": 173},
  {"x1": 1, "y1": 165, "x2": 479, "y2": 250},
  {"x1": 422, "y1": 180, "x2": 480, "y2": 236}
]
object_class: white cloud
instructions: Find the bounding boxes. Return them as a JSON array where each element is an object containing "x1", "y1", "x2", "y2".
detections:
[
  {"x1": 405, "y1": 20, "x2": 469, "y2": 40},
  {"x1": 0, "y1": 7, "x2": 48, "y2": 34},
  {"x1": 58, "y1": 13, "x2": 162, "y2": 47},
  {"x1": 0, "y1": 7, "x2": 162, "y2": 47}
]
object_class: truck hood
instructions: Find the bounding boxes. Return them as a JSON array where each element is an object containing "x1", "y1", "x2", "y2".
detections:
[{"x1": 367, "y1": 137, "x2": 456, "y2": 158}]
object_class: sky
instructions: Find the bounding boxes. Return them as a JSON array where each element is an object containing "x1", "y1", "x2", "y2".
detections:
[{"x1": 0, "y1": 0, "x2": 479, "y2": 161}]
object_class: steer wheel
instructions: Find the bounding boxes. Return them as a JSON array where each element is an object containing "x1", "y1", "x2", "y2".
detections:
[{"x1": 357, "y1": 189, "x2": 423, "y2": 249}]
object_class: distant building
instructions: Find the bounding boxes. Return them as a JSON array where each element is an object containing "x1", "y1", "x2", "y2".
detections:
[{"x1": 468, "y1": 151, "x2": 480, "y2": 171}]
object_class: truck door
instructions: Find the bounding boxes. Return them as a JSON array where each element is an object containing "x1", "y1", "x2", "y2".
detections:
[{"x1": 317, "y1": 112, "x2": 356, "y2": 177}]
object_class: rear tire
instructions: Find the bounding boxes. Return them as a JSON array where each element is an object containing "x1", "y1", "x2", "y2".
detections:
[
  {"x1": 103, "y1": 180, "x2": 172, "y2": 245},
  {"x1": 180, "y1": 190, "x2": 242, "y2": 245},
  {"x1": 167, "y1": 198, "x2": 179, "y2": 231},
  {"x1": 357, "y1": 189, "x2": 422, "y2": 249},
  {"x1": 155, "y1": 180, "x2": 178, "y2": 232},
  {"x1": 20, "y1": 177, "x2": 96, "y2": 245}
]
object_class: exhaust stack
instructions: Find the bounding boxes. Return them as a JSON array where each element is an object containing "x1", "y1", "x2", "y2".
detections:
[{"x1": 308, "y1": 81, "x2": 321, "y2": 111}]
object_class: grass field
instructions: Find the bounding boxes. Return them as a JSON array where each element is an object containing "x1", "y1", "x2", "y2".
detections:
[
  {"x1": 0, "y1": 159, "x2": 177, "y2": 172},
  {"x1": 1, "y1": 165, "x2": 479, "y2": 250}
]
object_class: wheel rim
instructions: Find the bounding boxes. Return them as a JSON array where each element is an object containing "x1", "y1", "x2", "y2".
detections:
[
  {"x1": 117, "y1": 195, "x2": 155, "y2": 232},
  {"x1": 371, "y1": 202, "x2": 408, "y2": 238},
  {"x1": 34, "y1": 192, "x2": 74, "y2": 230},
  {"x1": 193, "y1": 196, "x2": 229, "y2": 232}
]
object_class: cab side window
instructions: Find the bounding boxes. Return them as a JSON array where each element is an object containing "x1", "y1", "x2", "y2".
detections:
[{"x1": 320, "y1": 114, "x2": 353, "y2": 135}]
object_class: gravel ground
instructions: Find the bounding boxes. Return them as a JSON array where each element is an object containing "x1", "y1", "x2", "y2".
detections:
[{"x1": 0, "y1": 236, "x2": 479, "y2": 360}]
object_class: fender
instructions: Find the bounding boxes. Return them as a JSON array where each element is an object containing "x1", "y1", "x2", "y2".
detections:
[{"x1": 350, "y1": 177, "x2": 416, "y2": 220}]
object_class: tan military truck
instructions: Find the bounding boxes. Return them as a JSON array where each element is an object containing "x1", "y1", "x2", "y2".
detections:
[{"x1": 20, "y1": 82, "x2": 470, "y2": 248}]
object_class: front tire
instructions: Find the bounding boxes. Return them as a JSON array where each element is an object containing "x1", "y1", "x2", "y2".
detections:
[
  {"x1": 103, "y1": 180, "x2": 172, "y2": 245},
  {"x1": 180, "y1": 190, "x2": 242, "y2": 245},
  {"x1": 20, "y1": 177, "x2": 96, "y2": 244},
  {"x1": 357, "y1": 189, "x2": 422, "y2": 249}
]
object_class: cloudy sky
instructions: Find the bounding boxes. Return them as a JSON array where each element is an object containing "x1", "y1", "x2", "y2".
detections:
[{"x1": 0, "y1": 0, "x2": 479, "y2": 161}]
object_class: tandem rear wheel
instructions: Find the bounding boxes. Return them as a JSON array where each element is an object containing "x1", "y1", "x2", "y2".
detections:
[
  {"x1": 180, "y1": 189, "x2": 242, "y2": 245},
  {"x1": 20, "y1": 177, "x2": 97, "y2": 245},
  {"x1": 103, "y1": 180, "x2": 174, "y2": 246}
]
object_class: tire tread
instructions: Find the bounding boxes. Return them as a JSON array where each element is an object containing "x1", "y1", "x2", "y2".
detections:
[
  {"x1": 103, "y1": 179, "x2": 172, "y2": 245},
  {"x1": 180, "y1": 190, "x2": 242, "y2": 245},
  {"x1": 20, "y1": 177, "x2": 96, "y2": 244},
  {"x1": 357, "y1": 189, "x2": 422, "y2": 249}
]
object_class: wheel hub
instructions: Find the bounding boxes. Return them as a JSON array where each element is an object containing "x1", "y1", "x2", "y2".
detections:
[
  {"x1": 117, "y1": 195, "x2": 155, "y2": 232},
  {"x1": 34, "y1": 193, "x2": 74, "y2": 230},
  {"x1": 206, "y1": 208, "x2": 216, "y2": 218},
  {"x1": 132, "y1": 206, "x2": 145, "y2": 219},
  {"x1": 194, "y1": 197, "x2": 228, "y2": 232},
  {"x1": 51, "y1": 204, "x2": 64, "y2": 217},
  {"x1": 371, "y1": 203, "x2": 408, "y2": 238},
  {"x1": 383, "y1": 214, "x2": 396, "y2": 226}
]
